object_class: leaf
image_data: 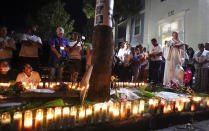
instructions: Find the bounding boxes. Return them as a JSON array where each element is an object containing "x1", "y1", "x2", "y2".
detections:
[{"x1": 38, "y1": 99, "x2": 65, "y2": 108}]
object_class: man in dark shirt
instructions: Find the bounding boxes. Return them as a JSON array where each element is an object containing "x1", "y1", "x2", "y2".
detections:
[
  {"x1": 48, "y1": 27, "x2": 69, "y2": 81},
  {"x1": 0, "y1": 61, "x2": 15, "y2": 82}
]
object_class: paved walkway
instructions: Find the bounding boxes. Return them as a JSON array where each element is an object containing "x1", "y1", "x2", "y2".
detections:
[{"x1": 155, "y1": 119, "x2": 209, "y2": 131}]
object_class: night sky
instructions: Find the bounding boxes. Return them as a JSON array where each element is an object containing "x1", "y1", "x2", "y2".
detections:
[{"x1": 0, "y1": 0, "x2": 87, "y2": 33}]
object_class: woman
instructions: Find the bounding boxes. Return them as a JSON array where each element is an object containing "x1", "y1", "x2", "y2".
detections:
[{"x1": 163, "y1": 32, "x2": 186, "y2": 87}]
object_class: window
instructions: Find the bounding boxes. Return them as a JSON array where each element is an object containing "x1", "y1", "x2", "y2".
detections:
[{"x1": 135, "y1": 16, "x2": 141, "y2": 35}]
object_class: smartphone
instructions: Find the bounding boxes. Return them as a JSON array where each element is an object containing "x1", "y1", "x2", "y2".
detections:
[{"x1": 60, "y1": 47, "x2": 64, "y2": 50}]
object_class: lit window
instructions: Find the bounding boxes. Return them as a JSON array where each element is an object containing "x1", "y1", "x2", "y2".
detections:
[
  {"x1": 162, "y1": 24, "x2": 170, "y2": 33},
  {"x1": 171, "y1": 22, "x2": 178, "y2": 31}
]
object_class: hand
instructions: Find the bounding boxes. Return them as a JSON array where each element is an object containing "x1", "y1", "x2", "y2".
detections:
[
  {"x1": 60, "y1": 43, "x2": 65, "y2": 47},
  {"x1": 77, "y1": 38, "x2": 81, "y2": 43}
]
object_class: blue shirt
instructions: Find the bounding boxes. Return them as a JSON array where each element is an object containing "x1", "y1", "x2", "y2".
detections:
[{"x1": 49, "y1": 36, "x2": 69, "y2": 58}]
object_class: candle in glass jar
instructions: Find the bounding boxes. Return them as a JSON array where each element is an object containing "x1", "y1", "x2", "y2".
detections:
[
  {"x1": 101, "y1": 103, "x2": 107, "y2": 122},
  {"x1": 78, "y1": 106, "x2": 86, "y2": 126},
  {"x1": 13, "y1": 112, "x2": 22, "y2": 131},
  {"x1": 126, "y1": 101, "x2": 131, "y2": 118},
  {"x1": 55, "y1": 107, "x2": 62, "y2": 129},
  {"x1": 1, "y1": 112, "x2": 11, "y2": 125},
  {"x1": 35, "y1": 109, "x2": 43, "y2": 130},
  {"x1": 148, "y1": 99, "x2": 159, "y2": 114},
  {"x1": 38, "y1": 82, "x2": 43, "y2": 88},
  {"x1": 108, "y1": 104, "x2": 114, "y2": 121},
  {"x1": 132, "y1": 101, "x2": 139, "y2": 116},
  {"x1": 85, "y1": 106, "x2": 92, "y2": 124},
  {"x1": 70, "y1": 106, "x2": 77, "y2": 127},
  {"x1": 192, "y1": 97, "x2": 201, "y2": 110},
  {"x1": 46, "y1": 108, "x2": 54, "y2": 129},
  {"x1": 62, "y1": 107, "x2": 70, "y2": 129},
  {"x1": 24, "y1": 110, "x2": 33, "y2": 130},
  {"x1": 93, "y1": 104, "x2": 101, "y2": 123},
  {"x1": 191, "y1": 104, "x2": 195, "y2": 112},
  {"x1": 206, "y1": 98, "x2": 209, "y2": 108},
  {"x1": 113, "y1": 104, "x2": 120, "y2": 120},
  {"x1": 120, "y1": 102, "x2": 126, "y2": 120},
  {"x1": 139, "y1": 100, "x2": 145, "y2": 114},
  {"x1": 45, "y1": 82, "x2": 49, "y2": 88}
]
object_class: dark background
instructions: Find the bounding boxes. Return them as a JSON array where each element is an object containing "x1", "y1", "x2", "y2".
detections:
[{"x1": 0, "y1": 0, "x2": 87, "y2": 33}]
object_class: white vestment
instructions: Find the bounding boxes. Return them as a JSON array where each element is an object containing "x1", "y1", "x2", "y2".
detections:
[{"x1": 163, "y1": 39, "x2": 185, "y2": 87}]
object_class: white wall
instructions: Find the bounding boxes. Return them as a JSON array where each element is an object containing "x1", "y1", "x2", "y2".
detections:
[{"x1": 144, "y1": 0, "x2": 209, "y2": 50}]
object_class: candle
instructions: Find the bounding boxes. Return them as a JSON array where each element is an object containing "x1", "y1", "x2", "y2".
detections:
[
  {"x1": 139, "y1": 100, "x2": 145, "y2": 115},
  {"x1": 78, "y1": 106, "x2": 86, "y2": 126},
  {"x1": 113, "y1": 103, "x2": 120, "y2": 120},
  {"x1": 35, "y1": 109, "x2": 43, "y2": 130},
  {"x1": 46, "y1": 108, "x2": 54, "y2": 130},
  {"x1": 69, "y1": 106, "x2": 77, "y2": 127},
  {"x1": 132, "y1": 101, "x2": 139, "y2": 116},
  {"x1": 175, "y1": 100, "x2": 184, "y2": 112},
  {"x1": 192, "y1": 97, "x2": 201, "y2": 111},
  {"x1": 38, "y1": 82, "x2": 43, "y2": 88},
  {"x1": 126, "y1": 101, "x2": 131, "y2": 118},
  {"x1": 148, "y1": 99, "x2": 159, "y2": 114},
  {"x1": 120, "y1": 102, "x2": 126, "y2": 120},
  {"x1": 55, "y1": 107, "x2": 62, "y2": 129},
  {"x1": 62, "y1": 107, "x2": 70, "y2": 129},
  {"x1": 13, "y1": 112, "x2": 22, "y2": 131},
  {"x1": 181, "y1": 97, "x2": 191, "y2": 111},
  {"x1": 206, "y1": 98, "x2": 209, "y2": 108},
  {"x1": 93, "y1": 104, "x2": 101, "y2": 123},
  {"x1": 108, "y1": 104, "x2": 114, "y2": 121},
  {"x1": 85, "y1": 106, "x2": 93, "y2": 124},
  {"x1": 160, "y1": 99, "x2": 166, "y2": 114},
  {"x1": 191, "y1": 104, "x2": 195, "y2": 112},
  {"x1": 0, "y1": 83, "x2": 10, "y2": 87},
  {"x1": 45, "y1": 82, "x2": 49, "y2": 88},
  {"x1": 24, "y1": 110, "x2": 33, "y2": 130},
  {"x1": 163, "y1": 104, "x2": 172, "y2": 114},
  {"x1": 1, "y1": 112, "x2": 11, "y2": 125},
  {"x1": 101, "y1": 103, "x2": 107, "y2": 122}
]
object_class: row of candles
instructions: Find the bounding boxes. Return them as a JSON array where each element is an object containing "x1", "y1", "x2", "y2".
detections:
[
  {"x1": 1, "y1": 97, "x2": 209, "y2": 130},
  {"x1": 0, "y1": 82, "x2": 86, "y2": 91},
  {"x1": 113, "y1": 82, "x2": 147, "y2": 88}
]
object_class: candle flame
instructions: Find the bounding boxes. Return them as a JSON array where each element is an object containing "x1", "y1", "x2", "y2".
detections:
[
  {"x1": 193, "y1": 97, "x2": 201, "y2": 102},
  {"x1": 24, "y1": 110, "x2": 32, "y2": 128},
  {"x1": 35, "y1": 109, "x2": 43, "y2": 121},
  {"x1": 1, "y1": 112, "x2": 11, "y2": 124},
  {"x1": 14, "y1": 112, "x2": 22, "y2": 120},
  {"x1": 47, "y1": 108, "x2": 54, "y2": 120}
]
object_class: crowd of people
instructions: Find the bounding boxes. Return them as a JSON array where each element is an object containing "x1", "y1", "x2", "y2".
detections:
[
  {"x1": 0, "y1": 25, "x2": 93, "y2": 84},
  {"x1": 0, "y1": 25, "x2": 209, "y2": 92},
  {"x1": 113, "y1": 32, "x2": 209, "y2": 92}
]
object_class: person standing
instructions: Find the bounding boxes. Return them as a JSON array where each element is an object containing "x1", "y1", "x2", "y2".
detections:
[
  {"x1": 193, "y1": 43, "x2": 209, "y2": 92},
  {"x1": 68, "y1": 32, "x2": 84, "y2": 80},
  {"x1": 149, "y1": 38, "x2": 163, "y2": 84},
  {"x1": 0, "y1": 27, "x2": 16, "y2": 64},
  {"x1": 48, "y1": 27, "x2": 69, "y2": 81},
  {"x1": 163, "y1": 32, "x2": 186, "y2": 87},
  {"x1": 19, "y1": 25, "x2": 42, "y2": 71}
]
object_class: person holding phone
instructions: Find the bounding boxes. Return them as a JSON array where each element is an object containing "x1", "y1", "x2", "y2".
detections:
[
  {"x1": 68, "y1": 32, "x2": 84, "y2": 80},
  {"x1": 48, "y1": 27, "x2": 69, "y2": 81}
]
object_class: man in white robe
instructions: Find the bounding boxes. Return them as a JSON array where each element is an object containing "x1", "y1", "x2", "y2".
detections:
[{"x1": 163, "y1": 32, "x2": 185, "y2": 87}]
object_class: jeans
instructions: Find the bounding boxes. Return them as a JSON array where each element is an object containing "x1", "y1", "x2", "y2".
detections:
[{"x1": 149, "y1": 60, "x2": 162, "y2": 84}]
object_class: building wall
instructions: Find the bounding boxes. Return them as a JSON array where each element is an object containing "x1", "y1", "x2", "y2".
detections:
[{"x1": 144, "y1": 0, "x2": 209, "y2": 50}]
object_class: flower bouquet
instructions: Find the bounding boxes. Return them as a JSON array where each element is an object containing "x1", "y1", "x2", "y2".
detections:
[{"x1": 3, "y1": 82, "x2": 25, "y2": 96}]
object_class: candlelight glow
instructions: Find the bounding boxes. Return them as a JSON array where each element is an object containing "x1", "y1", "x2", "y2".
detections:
[
  {"x1": 35, "y1": 109, "x2": 43, "y2": 121},
  {"x1": 13, "y1": 112, "x2": 22, "y2": 130},
  {"x1": 193, "y1": 97, "x2": 201, "y2": 102},
  {"x1": 55, "y1": 107, "x2": 62, "y2": 119},
  {"x1": 132, "y1": 105, "x2": 138, "y2": 115},
  {"x1": 47, "y1": 108, "x2": 54, "y2": 120},
  {"x1": 14, "y1": 112, "x2": 22, "y2": 120},
  {"x1": 139, "y1": 100, "x2": 145, "y2": 113},
  {"x1": 86, "y1": 106, "x2": 93, "y2": 116},
  {"x1": 191, "y1": 104, "x2": 195, "y2": 111},
  {"x1": 79, "y1": 107, "x2": 85, "y2": 119},
  {"x1": 1, "y1": 112, "x2": 11, "y2": 124},
  {"x1": 39, "y1": 82, "x2": 43, "y2": 88},
  {"x1": 24, "y1": 110, "x2": 33, "y2": 128},
  {"x1": 0, "y1": 83, "x2": 10, "y2": 87},
  {"x1": 63, "y1": 107, "x2": 70, "y2": 117},
  {"x1": 181, "y1": 97, "x2": 190, "y2": 103},
  {"x1": 175, "y1": 101, "x2": 184, "y2": 112},
  {"x1": 70, "y1": 106, "x2": 77, "y2": 117}
]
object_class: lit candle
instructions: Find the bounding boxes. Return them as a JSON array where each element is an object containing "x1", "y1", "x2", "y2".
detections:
[
  {"x1": 120, "y1": 102, "x2": 126, "y2": 120},
  {"x1": 108, "y1": 103, "x2": 114, "y2": 121},
  {"x1": 160, "y1": 99, "x2": 166, "y2": 114},
  {"x1": 24, "y1": 110, "x2": 33, "y2": 130},
  {"x1": 126, "y1": 101, "x2": 131, "y2": 118},
  {"x1": 55, "y1": 107, "x2": 62, "y2": 129},
  {"x1": 1, "y1": 112, "x2": 11, "y2": 125},
  {"x1": 181, "y1": 97, "x2": 191, "y2": 111},
  {"x1": 163, "y1": 104, "x2": 172, "y2": 114},
  {"x1": 132, "y1": 101, "x2": 139, "y2": 116},
  {"x1": 69, "y1": 106, "x2": 77, "y2": 127},
  {"x1": 35, "y1": 109, "x2": 43, "y2": 130},
  {"x1": 62, "y1": 107, "x2": 70, "y2": 129},
  {"x1": 192, "y1": 97, "x2": 201, "y2": 110},
  {"x1": 191, "y1": 104, "x2": 195, "y2": 112},
  {"x1": 93, "y1": 104, "x2": 101, "y2": 123},
  {"x1": 46, "y1": 108, "x2": 54, "y2": 130},
  {"x1": 45, "y1": 82, "x2": 49, "y2": 88},
  {"x1": 38, "y1": 82, "x2": 43, "y2": 88},
  {"x1": 0, "y1": 83, "x2": 10, "y2": 87},
  {"x1": 101, "y1": 103, "x2": 107, "y2": 122},
  {"x1": 148, "y1": 99, "x2": 159, "y2": 114},
  {"x1": 113, "y1": 103, "x2": 120, "y2": 120},
  {"x1": 139, "y1": 100, "x2": 145, "y2": 115},
  {"x1": 206, "y1": 98, "x2": 209, "y2": 108},
  {"x1": 78, "y1": 106, "x2": 86, "y2": 126},
  {"x1": 13, "y1": 112, "x2": 22, "y2": 131},
  {"x1": 175, "y1": 100, "x2": 184, "y2": 112},
  {"x1": 86, "y1": 106, "x2": 93, "y2": 124}
]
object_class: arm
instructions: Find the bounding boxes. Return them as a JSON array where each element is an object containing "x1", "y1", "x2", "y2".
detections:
[
  {"x1": 50, "y1": 45, "x2": 61, "y2": 59},
  {"x1": 69, "y1": 40, "x2": 80, "y2": 53}
]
